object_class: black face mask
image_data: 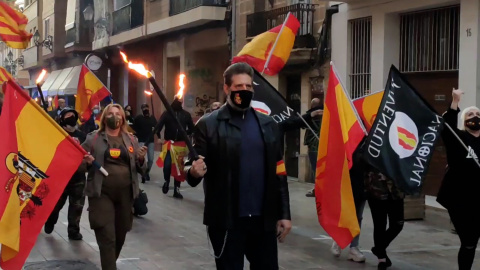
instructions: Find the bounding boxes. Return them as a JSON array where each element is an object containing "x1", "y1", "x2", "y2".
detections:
[
  {"x1": 62, "y1": 116, "x2": 77, "y2": 127},
  {"x1": 465, "y1": 116, "x2": 480, "y2": 131},
  {"x1": 230, "y1": 90, "x2": 253, "y2": 110},
  {"x1": 142, "y1": 109, "x2": 149, "y2": 116},
  {"x1": 106, "y1": 115, "x2": 121, "y2": 130}
]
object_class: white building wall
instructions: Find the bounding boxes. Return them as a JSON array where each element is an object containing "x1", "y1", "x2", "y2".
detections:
[{"x1": 331, "y1": 0, "x2": 476, "y2": 104}]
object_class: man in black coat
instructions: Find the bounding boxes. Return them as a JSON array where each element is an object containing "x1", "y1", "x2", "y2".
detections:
[
  {"x1": 133, "y1": 103, "x2": 157, "y2": 182},
  {"x1": 185, "y1": 63, "x2": 291, "y2": 269},
  {"x1": 156, "y1": 97, "x2": 194, "y2": 199}
]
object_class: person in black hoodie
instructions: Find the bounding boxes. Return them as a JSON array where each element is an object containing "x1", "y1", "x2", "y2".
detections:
[
  {"x1": 44, "y1": 107, "x2": 87, "y2": 240},
  {"x1": 438, "y1": 88, "x2": 480, "y2": 270},
  {"x1": 124, "y1": 105, "x2": 135, "y2": 130},
  {"x1": 133, "y1": 103, "x2": 157, "y2": 182},
  {"x1": 156, "y1": 97, "x2": 194, "y2": 199}
]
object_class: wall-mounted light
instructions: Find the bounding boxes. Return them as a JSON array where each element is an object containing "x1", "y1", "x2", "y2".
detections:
[{"x1": 33, "y1": 30, "x2": 53, "y2": 52}]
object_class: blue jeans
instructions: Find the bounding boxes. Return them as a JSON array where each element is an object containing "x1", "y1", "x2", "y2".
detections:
[
  {"x1": 140, "y1": 142, "x2": 155, "y2": 174},
  {"x1": 308, "y1": 151, "x2": 317, "y2": 181},
  {"x1": 350, "y1": 199, "x2": 366, "y2": 248}
]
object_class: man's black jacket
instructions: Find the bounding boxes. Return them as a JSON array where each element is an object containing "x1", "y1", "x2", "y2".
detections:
[
  {"x1": 184, "y1": 105, "x2": 291, "y2": 230},
  {"x1": 156, "y1": 109, "x2": 194, "y2": 142}
]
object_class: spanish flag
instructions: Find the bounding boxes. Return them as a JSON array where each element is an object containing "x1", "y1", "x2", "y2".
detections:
[
  {"x1": 353, "y1": 90, "x2": 384, "y2": 132},
  {"x1": 0, "y1": 80, "x2": 85, "y2": 270},
  {"x1": 232, "y1": 12, "x2": 300, "y2": 76},
  {"x1": 315, "y1": 63, "x2": 366, "y2": 249},
  {"x1": 0, "y1": 66, "x2": 13, "y2": 83},
  {"x1": 0, "y1": 1, "x2": 32, "y2": 49},
  {"x1": 156, "y1": 141, "x2": 188, "y2": 182},
  {"x1": 76, "y1": 64, "x2": 111, "y2": 122}
]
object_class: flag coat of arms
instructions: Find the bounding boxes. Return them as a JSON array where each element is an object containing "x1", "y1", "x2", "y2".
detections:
[
  {"x1": 76, "y1": 64, "x2": 111, "y2": 122},
  {"x1": 232, "y1": 13, "x2": 300, "y2": 75},
  {"x1": 353, "y1": 91, "x2": 384, "y2": 132},
  {"x1": 0, "y1": 80, "x2": 85, "y2": 270},
  {"x1": 363, "y1": 65, "x2": 444, "y2": 195},
  {"x1": 315, "y1": 64, "x2": 366, "y2": 249},
  {"x1": 156, "y1": 141, "x2": 188, "y2": 182}
]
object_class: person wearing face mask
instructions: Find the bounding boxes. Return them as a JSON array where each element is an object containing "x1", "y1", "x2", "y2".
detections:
[
  {"x1": 124, "y1": 105, "x2": 135, "y2": 130},
  {"x1": 133, "y1": 104, "x2": 157, "y2": 182},
  {"x1": 81, "y1": 105, "x2": 101, "y2": 134},
  {"x1": 437, "y1": 88, "x2": 480, "y2": 270},
  {"x1": 81, "y1": 104, "x2": 147, "y2": 270},
  {"x1": 43, "y1": 108, "x2": 87, "y2": 240},
  {"x1": 156, "y1": 96, "x2": 194, "y2": 198},
  {"x1": 185, "y1": 62, "x2": 291, "y2": 269}
]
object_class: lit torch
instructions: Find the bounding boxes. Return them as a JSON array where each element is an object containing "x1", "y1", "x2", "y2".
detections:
[
  {"x1": 176, "y1": 74, "x2": 186, "y2": 99},
  {"x1": 120, "y1": 51, "x2": 198, "y2": 159},
  {"x1": 35, "y1": 69, "x2": 48, "y2": 112}
]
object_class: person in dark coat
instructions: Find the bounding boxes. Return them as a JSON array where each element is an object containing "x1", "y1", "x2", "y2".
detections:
[
  {"x1": 156, "y1": 97, "x2": 194, "y2": 198},
  {"x1": 185, "y1": 63, "x2": 291, "y2": 269},
  {"x1": 438, "y1": 88, "x2": 480, "y2": 270},
  {"x1": 133, "y1": 103, "x2": 157, "y2": 182},
  {"x1": 44, "y1": 107, "x2": 87, "y2": 240}
]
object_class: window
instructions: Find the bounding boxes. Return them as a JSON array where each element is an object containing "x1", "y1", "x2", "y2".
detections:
[
  {"x1": 114, "y1": 0, "x2": 131, "y2": 11},
  {"x1": 348, "y1": 17, "x2": 372, "y2": 99},
  {"x1": 44, "y1": 18, "x2": 49, "y2": 39},
  {"x1": 400, "y1": 6, "x2": 460, "y2": 72}
]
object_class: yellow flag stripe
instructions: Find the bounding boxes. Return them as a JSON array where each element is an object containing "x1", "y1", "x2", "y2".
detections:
[{"x1": 334, "y1": 84, "x2": 359, "y2": 145}]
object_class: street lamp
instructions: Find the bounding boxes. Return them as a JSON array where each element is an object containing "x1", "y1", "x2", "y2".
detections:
[
  {"x1": 33, "y1": 29, "x2": 53, "y2": 52},
  {"x1": 4, "y1": 50, "x2": 17, "y2": 75},
  {"x1": 83, "y1": 4, "x2": 94, "y2": 21}
]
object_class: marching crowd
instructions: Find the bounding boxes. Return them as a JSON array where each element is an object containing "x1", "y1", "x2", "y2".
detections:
[{"x1": 1, "y1": 63, "x2": 480, "y2": 270}]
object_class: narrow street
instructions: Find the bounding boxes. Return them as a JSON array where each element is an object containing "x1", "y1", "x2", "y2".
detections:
[{"x1": 23, "y1": 166, "x2": 478, "y2": 270}]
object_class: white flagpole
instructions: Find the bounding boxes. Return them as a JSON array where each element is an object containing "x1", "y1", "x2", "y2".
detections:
[
  {"x1": 351, "y1": 89, "x2": 384, "y2": 101},
  {"x1": 330, "y1": 61, "x2": 368, "y2": 135},
  {"x1": 261, "y1": 12, "x2": 292, "y2": 76}
]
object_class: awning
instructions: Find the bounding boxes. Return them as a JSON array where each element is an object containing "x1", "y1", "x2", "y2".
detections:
[
  {"x1": 59, "y1": 65, "x2": 82, "y2": 95},
  {"x1": 41, "y1": 70, "x2": 61, "y2": 96},
  {"x1": 47, "y1": 67, "x2": 73, "y2": 96}
]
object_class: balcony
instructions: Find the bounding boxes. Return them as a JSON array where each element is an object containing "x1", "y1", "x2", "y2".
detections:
[
  {"x1": 169, "y1": 0, "x2": 228, "y2": 16},
  {"x1": 112, "y1": 2, "x2": 144, "y2": 36},
  {"x1": 246, "y1": 4, "x2": 317, "y2": 49}
]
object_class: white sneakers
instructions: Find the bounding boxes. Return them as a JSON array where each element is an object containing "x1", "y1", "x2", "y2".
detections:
[
  {"x1": 330, "y1": 242, "x2": 366, "y2": 262},
  {"x1": 330, "y1": 242, "x2": 341, "y2": 257},
  {"x1": 348, "y1": 246, "x2": 366, "y2": 262}
]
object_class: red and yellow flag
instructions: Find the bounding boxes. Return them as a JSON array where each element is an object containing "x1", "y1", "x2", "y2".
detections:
[
  {"x1": 156, "y1": 141, "x2": 188, "y2": 182},
  {"x1": 232, "y1": 13, "x2": 300, "y2": 76},
  {"x1": 76, "y1": 64, "x2": 110, "y2": 122},
  {"x1": 0, "y1": 80, "x2": 85, "y2": 270},
  {"x1": 315, "y1": 65, "x2": 366, "y2": 249},
  {"x1": 353, "y1": 91, "x2": 384, "y2": 132},
  {"x1": 0, "y1": 66, "x2": 13, "y2": 83},
  {"x1": 0, "y1": 2, "x2": 32, "y2": 49}
]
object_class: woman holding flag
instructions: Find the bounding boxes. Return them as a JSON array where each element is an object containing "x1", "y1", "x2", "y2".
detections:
[
  {"x1": 82, "y1": 104, "x2": 147, "y2": 270},
  {"x1": 438, "y1": 89, "x2": 480, "y2": 270}
]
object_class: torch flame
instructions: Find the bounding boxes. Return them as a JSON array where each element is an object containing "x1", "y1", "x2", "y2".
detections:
[
  {"x1": 176, "y1": 74, "x2": 186, "y2": 99},
  {"x1": 144, "y1": 90, "x2": 153, "y2": 96},
  {"x1": 120, "y1": 51, "x2": 152, "y2": 78},
  {"x1": 36, "y1": 69, "x2": 47, "y2": 84}
]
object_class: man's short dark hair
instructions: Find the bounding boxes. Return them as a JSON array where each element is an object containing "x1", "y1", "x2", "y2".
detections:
[
  {"x1": 223, "y1": 62, "x2": 254, "y2": 87},
  {"x1": 141, "y1": 103, "x2": 149, "y2": 109}
]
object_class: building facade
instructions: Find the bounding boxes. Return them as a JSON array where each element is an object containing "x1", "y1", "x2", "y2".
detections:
[{"x1": 331, "y1": 0, "x2": 479, "y2": 195}]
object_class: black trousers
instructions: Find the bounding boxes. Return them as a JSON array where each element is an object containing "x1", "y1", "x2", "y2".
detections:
[
  {"x1": 46, "y1": 178, "x2": 85, "y2": 236},
  {"x1": 449, "y1": 206, "x2": 480, "y2": 270},
  {"x1": 163, "y1": 151, "x2": 181, "y2": 188},
  {"x1": 368, "y1": 198, "x2": 404, "y2": 259},
  {"x1": 208, "y1": 217, "x2": 278, "y2": 270}
]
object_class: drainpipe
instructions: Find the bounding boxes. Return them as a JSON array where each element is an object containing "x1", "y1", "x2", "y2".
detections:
[
  {"x1": 230, "y1": 0, "x2": 236, "y2": 62},
  {"x1": 315, "y1": 4, "x2": 339, "y2": 67}
]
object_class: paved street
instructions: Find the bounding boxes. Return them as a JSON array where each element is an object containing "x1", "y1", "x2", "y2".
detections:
[{"x1": 24, "y1": 165, "x2": 479, "y2": 270}]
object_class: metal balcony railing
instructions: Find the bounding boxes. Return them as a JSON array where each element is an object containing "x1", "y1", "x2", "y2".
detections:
[
  {"x1": 247, "y1": 4, "x2": 317, "y2": 48},
  {"x1": 169, "y1": 0, "x2": 227, "y2": 16}
]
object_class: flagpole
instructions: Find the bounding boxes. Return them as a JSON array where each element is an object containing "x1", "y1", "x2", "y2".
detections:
[
  {"x1": 261, "y1": 12, "x2": 291, "y2": 75},
  {"x1": 296, "y1": 112, "x2": 320, "y2": 140},
  {"x1": 331, "y1": 61, "x2": 368, "y2": 135}
]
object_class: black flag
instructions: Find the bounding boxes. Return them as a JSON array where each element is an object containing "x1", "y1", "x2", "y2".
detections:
[
  {"x1": 252, "y1": 69, "x2": 295, "y2": 123},
  {"x1": 363, "y1": 65, "x2": 444, "y2": 194}
]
